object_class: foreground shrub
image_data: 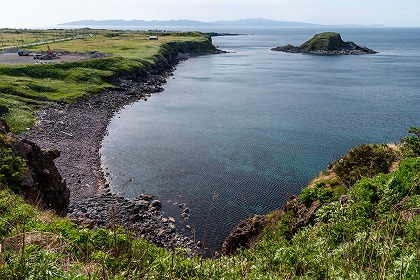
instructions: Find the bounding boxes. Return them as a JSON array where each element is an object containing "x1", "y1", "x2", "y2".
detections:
[
  {"x1": 401, "y1": 126, "x2": 420, "y2": 157},
  {"x1": 333, "y1": 144, "x2": 397, "y2": 187}
]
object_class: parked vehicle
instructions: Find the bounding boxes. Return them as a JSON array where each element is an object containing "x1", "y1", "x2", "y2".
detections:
[{"x1": 17, "y1": 49, "x2": 30, "y2": 56}]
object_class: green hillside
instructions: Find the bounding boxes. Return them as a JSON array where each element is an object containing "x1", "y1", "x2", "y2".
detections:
[
  {"x1": 0, "y1": 30, "x2": 217, "y2": 133},
  {"x1": 1, "y1": 127, "x2": 419, "y2": 279}
]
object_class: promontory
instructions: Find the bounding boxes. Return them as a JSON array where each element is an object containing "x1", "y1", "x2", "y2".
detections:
[{"x1": 271, "y1": 32, "x2": 378, "y2": 55}]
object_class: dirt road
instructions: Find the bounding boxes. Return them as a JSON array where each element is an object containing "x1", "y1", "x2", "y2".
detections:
[{"x1": 0, "y1": 51, "x2": 106, "y2": 65}]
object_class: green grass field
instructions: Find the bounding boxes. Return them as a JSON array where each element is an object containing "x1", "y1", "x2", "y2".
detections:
[
  {"x1": 0, "y1": 28, "x2": 84, "y2": 48},
  {"x1": 0, "y1": 29, "x2": 213, "y2": 132}
]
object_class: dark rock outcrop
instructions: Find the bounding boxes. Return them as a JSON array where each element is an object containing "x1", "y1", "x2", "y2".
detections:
[
  {"x1": 272, "y1": 32, "x2": 378, "y2": 55},
  {"x1": 222, "y1": 194, "x2": 325, "y2": 255},
  {"x1": 0, "y1": 120, "x2": 69, "y2": 216},
  {"x1": 284, "y1": 195, "x2": 324, "y2": 234},
  {"x1": 221, "y1": 215, "x2": 265, "y2": 256},
  {"x1": 13, "y1": 140, "x2": 70, "y2": 216}
]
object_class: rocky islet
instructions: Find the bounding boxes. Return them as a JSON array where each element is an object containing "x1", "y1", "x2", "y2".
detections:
[{"x1": 271, "y1": 32, "x2": 378, "y2": 55}]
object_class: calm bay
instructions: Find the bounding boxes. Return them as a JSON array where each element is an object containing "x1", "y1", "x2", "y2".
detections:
[{"x1": 101, "y1": 27, "x2": 420, "y2": 249}]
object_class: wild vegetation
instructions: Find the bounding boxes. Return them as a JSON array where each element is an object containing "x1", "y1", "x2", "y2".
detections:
[
  {"x1": 0, "y1": 125, "x2": 418, "y2": 278},
  {"x1": 0, "y1": 29, "x2": 216, "y2": 132}
]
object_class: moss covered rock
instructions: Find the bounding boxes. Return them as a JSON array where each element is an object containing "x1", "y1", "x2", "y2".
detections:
[{"x1": 300, "y1": 32, "x2": 348, "y2": 52}]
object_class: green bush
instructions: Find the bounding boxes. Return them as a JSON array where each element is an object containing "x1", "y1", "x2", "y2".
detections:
[
  {"x1": 299, "y1": 185, "x2": 337, "y2": 207},
  {"x1": 0, "y1": 149, "x2": 25, "y2": 186},
  {"x1": 0, "y1": 134, "x2": 26, "y2": 187},
  {"x1": 402, "y1": 126, "x2": 420, "y2": 157},
  {"x1": 333, "y1": 144, "x2": 397, "y2": 187}
]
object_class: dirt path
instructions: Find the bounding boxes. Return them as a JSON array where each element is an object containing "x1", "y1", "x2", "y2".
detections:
[{"x1": 0, "y1": 51, "x2": 106, "y2": 65}]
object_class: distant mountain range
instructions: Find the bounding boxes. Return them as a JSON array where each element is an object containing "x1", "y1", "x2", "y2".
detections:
[{"x1": 58, "y1": 18, "x2": 385, "y2": 28}]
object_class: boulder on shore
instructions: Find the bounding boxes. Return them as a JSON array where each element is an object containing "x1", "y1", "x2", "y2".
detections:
[{"x1": 271, "y1": 32, "x2": 378, "y2": 55}]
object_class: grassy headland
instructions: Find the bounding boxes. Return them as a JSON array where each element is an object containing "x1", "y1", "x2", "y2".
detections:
[{"x1": 0, "y1": 29, "x2": 217, "y2": 133}]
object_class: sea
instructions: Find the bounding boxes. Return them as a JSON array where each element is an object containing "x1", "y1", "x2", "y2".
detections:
[{"x1": 100, "y1": 27, "x2": 420, "y2": 251}]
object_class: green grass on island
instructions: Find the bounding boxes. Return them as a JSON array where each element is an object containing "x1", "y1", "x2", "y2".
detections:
[
  {"x1": 299, "y1": 32, "x2": 348, "y2": 52},
  {"x1": 0, "y1": 29, "x2": 216, "y2": 133}
]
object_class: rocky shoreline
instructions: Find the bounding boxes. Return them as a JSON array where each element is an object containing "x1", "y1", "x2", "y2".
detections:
[
  {"x1": 23, "y1": 73, "x2": 172, "y2": 201},
  {"x1": 21, "y1": 51, "x2": 214, "y2": 252},
  {"x1": 68, "y1": 193, "x2": 200, "y2": 252}
]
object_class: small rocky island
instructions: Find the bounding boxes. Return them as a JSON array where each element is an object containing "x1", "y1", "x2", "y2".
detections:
[{"x1": 272, "y1": 32, "x2": 378, "y2": 55}]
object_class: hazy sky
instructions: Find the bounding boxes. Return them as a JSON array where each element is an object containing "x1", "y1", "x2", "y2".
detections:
[{"x1": 1, "y1": 0, "x2": 419, "y2": 28}]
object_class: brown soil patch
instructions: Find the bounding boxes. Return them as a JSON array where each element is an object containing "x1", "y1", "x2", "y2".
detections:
[
  {"x1": 387, "y1": 143, "x2": 401, "y2": 173},
  {"x1": 307, "y1": 170, "x2": 339, "y2": 189},
  {"x1": 0, "y1": 51, "x2": 107, "y2": 65}
]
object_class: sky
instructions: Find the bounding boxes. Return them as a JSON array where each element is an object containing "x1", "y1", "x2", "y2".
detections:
[{"x1": 1, "y1": 0, "x2": 419, "y2": 28}]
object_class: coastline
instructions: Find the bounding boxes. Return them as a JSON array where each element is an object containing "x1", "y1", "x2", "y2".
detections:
[
  {"x1": 2, "y1": 27, "x2": 419, "y2": 277},
  {"x1": 23, "y1": 69, "x2": 174, "y2": 201},
  {"x1": 22, "y1": 51, "x2": 215, "y2": 251}
]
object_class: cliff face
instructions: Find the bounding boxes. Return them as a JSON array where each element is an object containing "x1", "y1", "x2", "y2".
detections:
[
  {"x1": 0, "y1": 120, "x2": 69, "y2": 216},
  {"x1": 272, "y1": 32, "x2": 378, "y2": 55}
]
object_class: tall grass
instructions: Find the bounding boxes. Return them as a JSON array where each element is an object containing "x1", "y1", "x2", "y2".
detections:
[{"x1": 0, "y1": 129, "x2": 419, "y2": 278}]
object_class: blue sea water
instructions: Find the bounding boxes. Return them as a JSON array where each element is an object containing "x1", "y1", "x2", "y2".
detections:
[{"x1": 101, "y1": 27, "x2": 420, "y2": 249}]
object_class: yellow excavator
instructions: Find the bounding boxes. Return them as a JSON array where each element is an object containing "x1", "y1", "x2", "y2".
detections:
[{"x1": 33, "y1": 45, "x2": 61, "y2": 60}]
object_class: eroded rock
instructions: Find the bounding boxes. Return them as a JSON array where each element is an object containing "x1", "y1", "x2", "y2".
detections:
[
  {"x1": 0, "y1": 120, "x2": 70, "y2": 216},
  {"x1": 222, "y1": 194, "x2": 326, "y2": 255},
  {"x1": 221, "y1": 215, "x2": 265, "y2": 256}
]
